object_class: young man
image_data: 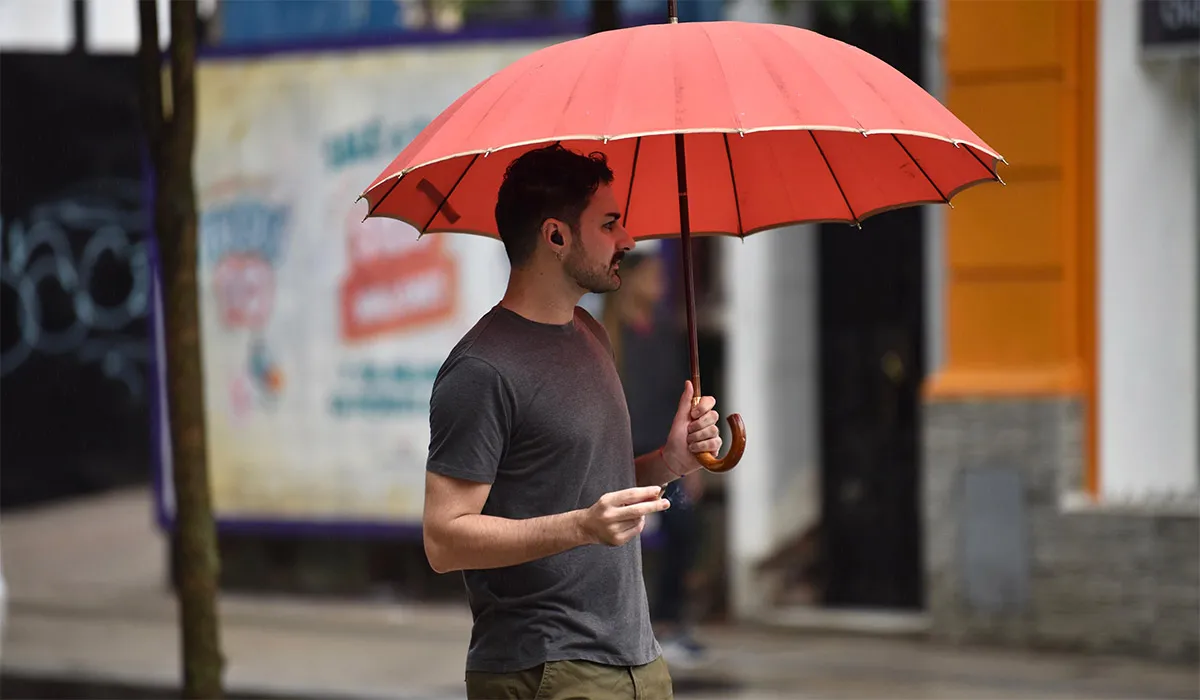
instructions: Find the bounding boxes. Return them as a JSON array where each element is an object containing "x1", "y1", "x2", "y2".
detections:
[{"x1": 421, "y1": 143, "x2": 724, "y2": 700}]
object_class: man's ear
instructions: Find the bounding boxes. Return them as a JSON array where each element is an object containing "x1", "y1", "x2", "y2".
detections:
[{"x1": 542, "y1": 218, "x2": 567, "y2": 250}]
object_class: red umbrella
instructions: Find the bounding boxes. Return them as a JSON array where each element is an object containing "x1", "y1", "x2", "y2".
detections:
[{"x1": 359, "y1": 3, "x2": 1005, "y2": 473}]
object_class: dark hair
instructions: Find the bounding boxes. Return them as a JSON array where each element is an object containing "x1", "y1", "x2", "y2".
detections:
[{"x1": 494, "y1": 143, "x2": 614, "y2": 267}]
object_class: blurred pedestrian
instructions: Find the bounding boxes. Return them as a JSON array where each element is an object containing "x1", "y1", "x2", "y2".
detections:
[
  {"x1": 601, "y1": 242, "x2": 710, "y2": 670},
  {"x1": 421, "y1": 144, "x2": 725, "y2": 699}
]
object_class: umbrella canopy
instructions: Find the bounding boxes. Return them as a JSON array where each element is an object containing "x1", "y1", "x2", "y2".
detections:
[
  {"x1": 359, "y1": 17, "x2": 1005, "y2": 473},
  {"x1": 359, "y1": 20, "x2": 1003, "y2": 240}
]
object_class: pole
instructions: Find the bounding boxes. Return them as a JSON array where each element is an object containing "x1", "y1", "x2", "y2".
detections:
[{"x1": 673, "y1": 132, "x2": 703, "y2": 399}]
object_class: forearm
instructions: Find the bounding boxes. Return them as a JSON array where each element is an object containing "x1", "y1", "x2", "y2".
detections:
[
  {"x1": 635, "y1": 447, "x2": 684, "y2": 488},
  {"x1": 425, "y1": 509, "x2": 591, "y2": 574}
]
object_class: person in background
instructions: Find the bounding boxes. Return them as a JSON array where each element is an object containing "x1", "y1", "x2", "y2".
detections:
[{"x1": 602, "y1": 241, "x2": 709, "y2": 669}]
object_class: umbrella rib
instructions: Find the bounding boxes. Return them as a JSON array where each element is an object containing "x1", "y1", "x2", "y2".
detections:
[
  {"x1": 965, "y1": 145, "x2": 1005, "y2": 185},
  {"x1": 808, "y1": 131, "x2": 859, "y2": 226},
  {"x1": 891, "y1": 134, "x2": 949, "y2": 204},
  {"x1": 423, "y1": 153, "x2": 479, "y2": 233},
  {"x1": 623, "y1": 136, "x2": 642, "y2": 228},
  {"x1": 722, "y1": 133, "x2": 744, "y2": 237},
  {"x1": 365, "y1": 174, "x2": 404, "y2": 220}
]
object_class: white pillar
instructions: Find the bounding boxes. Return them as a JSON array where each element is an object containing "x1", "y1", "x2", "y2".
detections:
[
  {"x1": 1097, "y1": 0, "x2": 1199, "y2": 499},
  {"x1": 721, "y1": 0, "x2": 822, "y2": 622},
  {"x1": 723, "y1": 223, "x2": 820, "y2": 618}
]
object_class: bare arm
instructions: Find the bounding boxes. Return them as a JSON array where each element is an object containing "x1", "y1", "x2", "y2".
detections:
[
  {"x1": 422, "y1": 472, "x2": 668, "y2": 574},
  {"x1": 422, "y1": 471, "x2": 589, "y2": 574},
  {"x1": 634, "y1": 448, "x2": 683, "y2": 489}
]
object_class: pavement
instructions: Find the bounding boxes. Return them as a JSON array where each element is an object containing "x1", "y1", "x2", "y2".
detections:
[{"x1": 2, "y1": 487, "x2": 1198, "y2": 700}]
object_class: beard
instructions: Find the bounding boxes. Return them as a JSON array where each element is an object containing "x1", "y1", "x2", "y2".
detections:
[{"x1": 564, "y1": 247, "x2": 624, "y2": 294}]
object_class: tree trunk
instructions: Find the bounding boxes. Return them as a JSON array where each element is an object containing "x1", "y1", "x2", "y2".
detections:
[
  {"x1": 137, "y1": 2, "x2": 225, "y2": 697},
  {"x1": 590, "y1": 0, "x2": 620, "y2": 34}
]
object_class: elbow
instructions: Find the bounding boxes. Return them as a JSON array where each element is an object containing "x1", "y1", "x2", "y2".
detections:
[{"x1": 423, "y1": 526, "x2": 457, "y2": 575}]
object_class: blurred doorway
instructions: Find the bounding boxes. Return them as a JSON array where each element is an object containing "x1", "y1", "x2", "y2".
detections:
[{"x1": 816, "y1": 0, "x2": 926, "y2": 611}]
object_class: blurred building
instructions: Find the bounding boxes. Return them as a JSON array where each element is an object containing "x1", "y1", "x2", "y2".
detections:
[{"x1": 725, "y1": 0, "x2": 1198, "y2": 664}]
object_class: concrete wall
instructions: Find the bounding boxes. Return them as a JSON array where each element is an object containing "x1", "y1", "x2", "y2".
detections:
[{"x1": 924, "y1": 398, "x2": 1199, "y2": 663}]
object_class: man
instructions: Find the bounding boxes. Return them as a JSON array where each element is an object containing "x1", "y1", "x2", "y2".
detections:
[{"x1": 421, "y1": 143, "x2": 724, "y2": 700}]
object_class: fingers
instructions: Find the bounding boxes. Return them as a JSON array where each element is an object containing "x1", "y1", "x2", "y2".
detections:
[
  {"x1": 610, "y1": 516, "x2": 646, "y2": 546},
  {"x1": 677, "y1": 381, "x2": 695, "y2": 413},
  {"x1": 690, "y1": 394, "x2": 715, "y2": 419},
  {"x1": 599, "y1": 486, "x2": 669, "y2": 524},
  {"x1": 688, "y1": 423, "x2": 720, "y2": 442},
  {"x1": 689, "y1": 436, "x2": 723, "y2": 455},
  {"x1": 688, "y1": 408, "x2": 719, "y2": 431},
  {"x1": 606, "y1": 485, "x2": 666, "y2": 507},
  {"x1": 617, "y1": 498, "x2": 670, "y2": 519}
]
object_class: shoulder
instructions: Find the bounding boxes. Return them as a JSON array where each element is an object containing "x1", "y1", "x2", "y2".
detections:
[
  {"x1": 433, "y1": 312, "x2": 514, "y2": 396},
  {"x1": 574, "y1": 305, "x2": 615, "y2": 357}
]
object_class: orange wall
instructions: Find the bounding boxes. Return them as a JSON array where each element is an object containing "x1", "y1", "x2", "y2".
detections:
[{"x1": 926, "y1": 0, "x2": 1097, "y2": 489}]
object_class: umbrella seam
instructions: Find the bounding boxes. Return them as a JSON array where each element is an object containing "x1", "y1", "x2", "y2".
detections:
[
  {"x1": 809, "y1": 131, "x2": 858, "y2": 225},
  {"x1": 721, "y1": 133, "x2": 745, "y2": 237},
  {"x1": 890, "y1": 134, "x2": 950, "y2": 205},
  {"x1": 757, "y1": 23, "x2": 866, "y2": 133},
  {"x1": 422, "y1": 153, "x2": 479, "y2": 233},
  {"x1": 698, "y1": 23, "x2": 745, "y2": 134},
  {"x1": 964, "y1": 145, "x2": 1003, "y2": 183},
  {"x1": 623, "y1": 136, "x2": 642, "y2": 229},
  {"x1": 552, "y1": 31, "x2": 618, "y2": 140},
  {"x1": 457, "y1": 59, "x2": 553, "y2": 159}
]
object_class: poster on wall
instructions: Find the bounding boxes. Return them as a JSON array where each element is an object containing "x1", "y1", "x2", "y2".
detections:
[{"x1": 156, "y1": 39, "x2": 556, "y2": 529}]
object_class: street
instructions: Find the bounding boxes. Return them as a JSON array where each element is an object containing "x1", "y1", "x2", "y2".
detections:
[{"x1": 2, "y1": 488, "x2": 1196, "y2": 700}]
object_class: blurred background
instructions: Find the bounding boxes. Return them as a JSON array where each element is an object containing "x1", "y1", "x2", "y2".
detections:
[{"x1": 1, "y1": 0, "x2": 1197, "y2": 698}]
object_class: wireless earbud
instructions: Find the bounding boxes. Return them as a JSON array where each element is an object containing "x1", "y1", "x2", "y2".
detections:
[{"x1": 551, "y1": 231, "x2": 563, "y2": 245}]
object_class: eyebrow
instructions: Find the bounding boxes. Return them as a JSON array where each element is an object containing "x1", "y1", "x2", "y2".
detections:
[{"x1": 604, "y1": 213, "x2": 621, "y2": 222}]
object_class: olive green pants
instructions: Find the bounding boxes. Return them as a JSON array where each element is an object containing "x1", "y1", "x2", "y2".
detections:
[{"x1": 465, "y1": 655, "x2": 673, "y2": 700}]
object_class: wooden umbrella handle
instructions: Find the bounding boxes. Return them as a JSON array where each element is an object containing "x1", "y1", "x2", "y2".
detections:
[{"x1": 693, "y1": 408, "x2": 746, "y2": 473}]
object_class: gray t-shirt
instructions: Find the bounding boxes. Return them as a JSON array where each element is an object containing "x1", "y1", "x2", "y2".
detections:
[{"x1": 425, "y1": 304, "x2": 661, "y2": 674}]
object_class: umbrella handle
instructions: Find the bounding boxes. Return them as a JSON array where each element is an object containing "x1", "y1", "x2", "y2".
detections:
[{"x1": 694, "y1": 410, "x2": 746, "y2": 473}]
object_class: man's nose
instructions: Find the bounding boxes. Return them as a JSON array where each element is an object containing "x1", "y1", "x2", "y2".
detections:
[{"x1": 618, "y1": 226, "x2": 635, "y2": 250}]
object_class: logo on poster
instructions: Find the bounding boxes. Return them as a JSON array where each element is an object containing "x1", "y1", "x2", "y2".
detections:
[
  {"x1": 201, "y1": 181, "x2": 290, "y2": 409},
  {"x1": 338, "y1": 208, "x2": 457, "y2": 342}
]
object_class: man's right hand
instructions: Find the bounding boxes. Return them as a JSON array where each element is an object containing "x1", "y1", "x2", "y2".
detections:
[{"x1": 579, "y1": 486, "x2": 670, "y2": 546}]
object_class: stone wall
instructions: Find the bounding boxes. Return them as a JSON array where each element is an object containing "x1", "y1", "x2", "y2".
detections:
[{"x1": 923, "y1": 398, "x2": 1199, "y2": 663}]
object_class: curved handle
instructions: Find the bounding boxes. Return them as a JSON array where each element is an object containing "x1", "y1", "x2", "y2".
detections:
[{"x1": 695, "y1": 412, "x2": 746, "y2": 473}]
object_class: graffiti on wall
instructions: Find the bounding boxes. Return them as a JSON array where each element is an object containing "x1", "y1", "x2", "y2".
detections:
[{"x1": 1, "y1": 177, "x2": 151, "y2": 398}]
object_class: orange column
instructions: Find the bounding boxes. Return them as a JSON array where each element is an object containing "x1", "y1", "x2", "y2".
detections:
[{"x1": 926, "y1": 0, "x2": 1098, "y2": 492}]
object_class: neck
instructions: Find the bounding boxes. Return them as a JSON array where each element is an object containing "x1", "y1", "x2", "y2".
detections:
[{"x1": 500, "y1": 264, "x2": 583, "y2": 325}]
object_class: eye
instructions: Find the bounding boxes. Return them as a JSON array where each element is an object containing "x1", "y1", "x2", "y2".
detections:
[{"x1": 604, "y1": 221, "x2": 616, "y2": 230}]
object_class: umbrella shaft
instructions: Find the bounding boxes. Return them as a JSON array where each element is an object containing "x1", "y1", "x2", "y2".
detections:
[{"x1": 675, "y1": 132, "x2": 702, "y2": 399}]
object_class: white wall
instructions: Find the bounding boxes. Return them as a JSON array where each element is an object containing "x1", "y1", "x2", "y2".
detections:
[
  {"x1": 1098, "y1": 0, "x2": 1200, "y2": 499},
  {"x1": 721, "y1": 0, "x2": 823, "y2": 620}
]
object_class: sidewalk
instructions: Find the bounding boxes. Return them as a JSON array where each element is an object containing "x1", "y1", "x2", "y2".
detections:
[{"x1": 3, "y1": 488, "x2": 1197, "y2": 700}]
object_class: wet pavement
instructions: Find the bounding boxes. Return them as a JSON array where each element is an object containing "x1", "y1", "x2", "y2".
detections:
[{"x1": 2, "y1": 488, "x2": 1197, "y2": 700}]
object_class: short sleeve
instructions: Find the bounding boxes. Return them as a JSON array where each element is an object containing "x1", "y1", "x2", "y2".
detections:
[{"x1": 426, "y1": 356, "x2": 513, "y2": 484}]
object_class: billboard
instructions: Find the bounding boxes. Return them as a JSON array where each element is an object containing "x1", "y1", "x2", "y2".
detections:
[{"x1": 160, "y1": 39, "x2": 557, "y2": 528}]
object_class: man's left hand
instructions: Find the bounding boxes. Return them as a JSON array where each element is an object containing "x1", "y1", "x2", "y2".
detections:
[{"x1": 663, "y1": 380, "x2": 723, "y2": 476}]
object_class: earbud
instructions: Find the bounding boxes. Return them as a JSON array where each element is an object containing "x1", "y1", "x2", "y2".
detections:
[{"x1": 551, "y1": 231, "x2": 563, "y2": 246}]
